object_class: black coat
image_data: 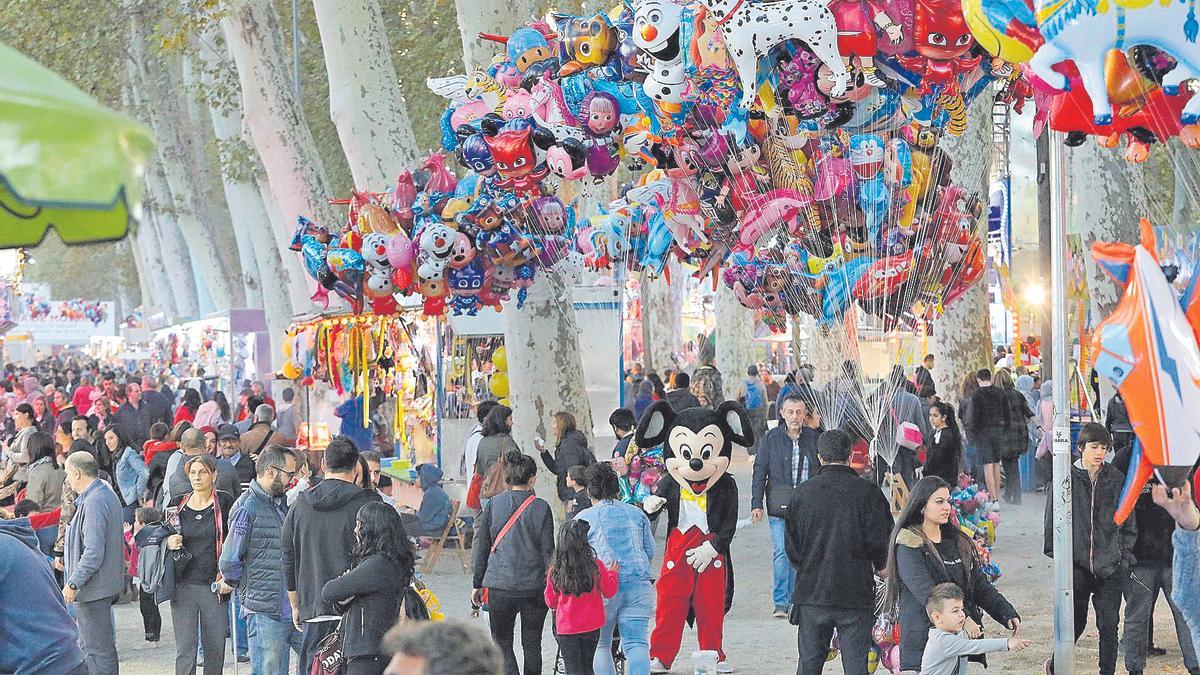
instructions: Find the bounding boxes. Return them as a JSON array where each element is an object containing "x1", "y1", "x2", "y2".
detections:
[
  {"x1": 665, "y1": 388, "x2": 702, "y2": 412},
  {"x1": 962, "y1": 386, "x2": 1010, "y2": 437},
  {"x1": 472, "y1": 489, "x2": 555, "y2": 592},
  {"x1": 322, "y1": 554, "x2": 411, "y2": 658},
  {"x1": 1043, "y1": 462, "x2": 1137, "y2": 578},
  {"x1": 540, "y1": 429, "x2": 596, "y2": 501},
  {"x1": 893, "y1": 527, "x2": 1019, "y2": 671},
  {"x1": 1001, "y1": 389, "x2": 1034, "y2": 457},
  {"x1": 923, "y1": 426, "x2": 962, "y2": 486},
  {"x1": 750, "y1": 425, "x2": 820, "y2": 517},
  {"x1": 784, "y1": 464, "x2": 893, "y2": 609},
  {"x1": 656, "y1": 472, "x2": 738, "y2": 611},
  {"x1": 1112, "y1": 447, "x2": 1174, "y2": 566}
]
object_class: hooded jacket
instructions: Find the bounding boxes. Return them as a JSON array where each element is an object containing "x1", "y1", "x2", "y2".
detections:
[
  {"x1": 416, "y1": 464, "x2": 452, "y2": 535},
  {"x1": 540, "y1": 428, "x2": 597, "y2": 501},
  {"x1": 1043, "y1": 460, "x2": 1137, "y2": 578},
  {"x1": 281, "y1": 477, "x2": 381, "y2": 621},
  {"x1": 0, "y1": 520, "x2": 86, "y2": 675},
  {"x1": 893, "y1": 527, "x2": 1019, "y2": 671}
]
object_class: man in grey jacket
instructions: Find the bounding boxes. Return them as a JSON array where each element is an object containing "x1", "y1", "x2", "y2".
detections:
[{"x1": 63, "y1": 450, "x2": 125, "y2": 674}]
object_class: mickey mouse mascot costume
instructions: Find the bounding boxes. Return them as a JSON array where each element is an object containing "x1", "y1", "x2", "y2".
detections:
[{"x1": 637, "y1": 400, "x2": 754, "y2": 673}]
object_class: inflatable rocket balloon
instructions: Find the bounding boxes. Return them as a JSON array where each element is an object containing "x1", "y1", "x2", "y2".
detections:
[{"x1": 1090, "y1": 219, "x2": 1200, "y2": 525}]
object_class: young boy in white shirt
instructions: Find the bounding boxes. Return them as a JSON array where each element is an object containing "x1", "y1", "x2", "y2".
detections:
[{"x1": 920, "y1": 583, "x2": 1031, "y2": 675}]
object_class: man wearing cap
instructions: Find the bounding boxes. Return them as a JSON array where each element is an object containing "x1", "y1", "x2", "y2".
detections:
[{"x1": 218, "y1": 424, "x2": 256, "y2": 492}]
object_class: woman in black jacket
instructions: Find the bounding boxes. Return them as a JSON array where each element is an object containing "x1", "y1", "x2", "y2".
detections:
[
  {"x1": 924, "y1": 402, "x2": 962, "y2": 486},
  {"x1": 885, "y1": 476, "x2": 1020, "y2": 672},
  {"x1": 322, "y1": 501, "x2": 416, "y2": 675},
  {"x1": 537, "y1": 411, "x2": 596, "y2": 505},
  {"x1": 471, "y1": 451, "x2": 556, "y2": 675},
  {"x1": 995, "y1": 370, "x2": 1034, "y2": 504}
]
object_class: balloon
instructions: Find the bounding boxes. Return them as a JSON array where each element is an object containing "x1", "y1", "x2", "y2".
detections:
[
  {"x1": 555, "y1": 13, "x2": 620, "y2": 77},
  {"x1": 1091, "y1": 219, "x2": 1200, "y2": 525},
  {"x1": 492, "y1": 346, "x2": 508, "y2": 371},
  {"x1": 497, "y1": 397, "x2": 511, "y2": 407},
  {"x1": 489, "y1": 371, "x2": 510, "y2": 398},
  {"x1": 629, "y1": 0, "x2": 690, "y2": 106},
  {"x1": 282, "y1": 361, "x2": 301, "y2": 380}
]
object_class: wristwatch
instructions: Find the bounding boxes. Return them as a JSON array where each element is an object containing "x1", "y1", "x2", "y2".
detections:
[{"x1": 67, "y1": 582, "x2": 78, "y2": 590}]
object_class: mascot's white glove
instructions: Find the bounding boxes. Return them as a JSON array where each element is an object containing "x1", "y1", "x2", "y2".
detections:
[
  {"x1": 685, "y1": 541, "x2": 719, "y2": 572},
  {"x1": 642, "y1": 495, "x2": 666, "y2": 514}
]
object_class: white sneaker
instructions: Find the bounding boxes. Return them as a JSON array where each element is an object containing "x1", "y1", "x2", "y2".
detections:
[
  {"x1": 650, "y1": 657, "x2": 671, "y2": 673},
  {"x1": 717, "y1": 661, "x2": 735, "y2": 673}
]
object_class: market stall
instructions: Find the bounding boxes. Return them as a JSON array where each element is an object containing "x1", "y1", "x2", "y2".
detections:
[{"x1": 151, "y1": 309, "x2": 271, "y2": 396}]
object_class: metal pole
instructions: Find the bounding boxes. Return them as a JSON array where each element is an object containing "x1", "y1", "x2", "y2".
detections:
[
  {"x1": 1049, "y1": 131, "x2": 1075, "y2": 674},
  {"x1": 292, "y1": 0, "x2": 301, "y2": 102},
  {"x1": 1037, "y1": 132, "x2": 1054, "y2": 375}
]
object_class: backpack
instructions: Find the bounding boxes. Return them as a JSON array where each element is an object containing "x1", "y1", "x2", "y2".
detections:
[
  {"x1": 744, "y1": 379, "x2": 764, "y2": 410},
  {"x1": 480, "y1": 451, "x2": 508, "y2": 500}
]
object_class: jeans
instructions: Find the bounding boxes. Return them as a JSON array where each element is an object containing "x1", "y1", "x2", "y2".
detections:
[
  {"x1": 1122, "y1": 565, "x2": 1199, "y2": 672},
  {"x1": 769, "y1": 516, "x2": 796, "y2": 608},
  {"x1": 795, "y1": 604, "x2": 875, "y2": 675},
  {"x1": 75, "y1": 595, "x2": 119, "y2": 675},
  {"x1": 594, "y1": 580, "x2": 653, "y2": 675},
  {"x1": 488, "y1": 589, "x2": 550, "y2": 675},
  {"x1": 246, "y1": 613, "x2": 303, "y2": 675},
  {"x1": 299, "y1": 620, "x2": 339, "y2": 675},
  {"x1": 139, "y1": 589, "x2": 161, "y2": 639},
  {"x1": 557, "y1": 629, "x2": 600, "y2": 675},
  {"x1": 171, "y1": 583, "x2": 229, "y2": 675},
  {"x1": 1072, "y1": 566, "x2": 1123, "y2": 675}
]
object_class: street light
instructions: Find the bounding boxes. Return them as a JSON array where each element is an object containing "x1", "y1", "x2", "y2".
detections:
[{"x1": 1023, "y1": 283, "x2": 1047, "y2": 307}]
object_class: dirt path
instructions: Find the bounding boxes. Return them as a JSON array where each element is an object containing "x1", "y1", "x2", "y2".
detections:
[{"x1": 110, "y1": 457, "x2": 1194, "y2": 673}]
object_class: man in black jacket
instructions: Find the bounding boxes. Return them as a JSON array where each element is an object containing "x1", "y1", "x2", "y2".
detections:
[
  {"x1": 962, "y1": 368, "x2": 1009, "y2": 501},
  {"x1": 664, "y1": 372, "x2": 701, "y2": 411},
  {"x1": 1043, "y1": 423, "x2": 1136, "y2": 675},
  {"x1": 785, "y1": 430, "x2": 894, "y2": 675},
  {"x1": 282, "y1": 436, "x2": 380, "y2": 672},
  {"x1": 751, "y1": 395, "x2": 821, "y2": 618}
]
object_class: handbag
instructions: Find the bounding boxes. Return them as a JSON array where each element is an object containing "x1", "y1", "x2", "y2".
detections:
[
  {"x1": 890, "y1": 405, "x2": 924, "y2": 451},
  {"x1": 466, "y1": 474, "x2": 484, "y2": 510},
  {"x1": 309, "y1": 625, "x2": 345, "y2": 675},
  {"x1": 479, "y1": 493, "x2": 537, "y2": 605},
  {"x1": 479, "y1": 452, "x2": 509, "y2": 500}
]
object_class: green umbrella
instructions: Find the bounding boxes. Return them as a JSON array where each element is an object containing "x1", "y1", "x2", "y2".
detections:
[{"x1": 0, "y1": 40, "x2": 155, "y2": 247}]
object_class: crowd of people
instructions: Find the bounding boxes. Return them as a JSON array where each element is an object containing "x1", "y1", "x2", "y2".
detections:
[{"x1": 4, "y1": 344, "x2": 1200, "y2": 675}]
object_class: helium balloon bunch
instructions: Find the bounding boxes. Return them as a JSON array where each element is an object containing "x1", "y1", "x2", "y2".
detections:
[
  {"x1": 965, "y1": 0, "x2": 1200, "y2": 162},
  {"x1": 292, "y1": 152, "x2": 554, "y2": 318},
  {"x1": 951, "y1": 475, "x2": 1003, "y2": 581}
]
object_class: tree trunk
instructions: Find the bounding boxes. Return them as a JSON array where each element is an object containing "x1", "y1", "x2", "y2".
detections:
[
  {"x1": 640, "y1": 260, "x2": 684, "y2": 374},
  {"x1": 714, "y1": 281, "x2": 757, "y2": 393},
  {"x1": 196, "y1": 29, "x2": 296, "y2": 345},
  {"x1": 183, "y1": 51, "x2": 262, "y2": 311},
  {"x1": 502, "y1": 277, "x2": 595, "y2": 514},
  {"x1": 143, "y1": 160, "x2": 200, "y2": 319},
  {"x1": 222, "y1": 0, "x2": 342, "y2": 312},
  {"x1": 311, "y1": 0, "x2": 421, "y2": 188},
  {"x1": 454, "y1": 0, "x2": 544, "y2": 71},
  {"x1": 128, "y1": 11, "x2": 239, "y2": 312},
  {"x1": 932, "y1": 92, "x2": 995, "y2": 407},
  {"x1": 126, "y1": 228, "x2": 155, "y2": 313},
  {"x1": 256, "y1": 173, "x2": 316, "y2": 313}
]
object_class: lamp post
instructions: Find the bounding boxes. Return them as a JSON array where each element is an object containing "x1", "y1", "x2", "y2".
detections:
[{"x1": 1049, "y1": 132, "x2": 1075, "y2": 674}]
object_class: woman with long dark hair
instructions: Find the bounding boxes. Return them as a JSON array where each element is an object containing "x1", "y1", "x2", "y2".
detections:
[
  {"x1": 959, "y1": 372, "x2": 981, "y2": 481},
  {"x1": 212, "y1": 391, "x2": 231, "y2": 424},
  {"x1": 322, "y1": 502, "x2": 417, "y2": 675},
  {"x1": 884, "y1": 476, "x2": 1020, "y2": 672},
  {"x1": 23, "y1": 430, "x2": 64, "y2": 508},
  {"x1": 924, "y1": 402, "x2": 962, "y2": 486},
  {"x1": 475, "y1": 405, "x2": 519, "y2": 502},
  {"x1": 174, "y1": 388, "x2": 201, "y2": 426},
  {"x1": 111, "y1": 426, "x2": 150, "y2": 522},
  {"x1": 544, "y1": 519, "x2": 619, "y2": 675}
]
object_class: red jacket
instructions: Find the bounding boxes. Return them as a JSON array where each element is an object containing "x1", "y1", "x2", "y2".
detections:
[
  {"x1": 143, "y1": 440, "x2": 178, "y2": 464},
  {"x1": 543, "y1": 559, "x2": 619, "y2": 635}
]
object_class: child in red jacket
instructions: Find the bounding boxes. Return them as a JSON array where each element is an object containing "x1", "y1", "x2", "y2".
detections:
[{"x1": 544, "y1": 520, "x2": 619, "y2": 674}]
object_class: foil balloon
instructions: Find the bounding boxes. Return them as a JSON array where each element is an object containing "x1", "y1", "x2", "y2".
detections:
[{"x1": 1090, "y1": 219, "x2": 1200, "y2": 525}]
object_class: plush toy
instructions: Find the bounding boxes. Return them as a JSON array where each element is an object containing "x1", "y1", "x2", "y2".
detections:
[{"x1": 636, "y1": 400, "x2": 755, "y2": 672}]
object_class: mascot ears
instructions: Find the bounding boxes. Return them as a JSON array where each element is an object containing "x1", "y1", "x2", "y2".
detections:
[
  {"x1": 715, "y1": 400, "x2": 755, "y2": 448},
  {"x1": 635, "y1": 400, "x2": 677, "y2": 449},
  {"x1": 634, "y1": 399, "x2": 757, "y2": 450}
]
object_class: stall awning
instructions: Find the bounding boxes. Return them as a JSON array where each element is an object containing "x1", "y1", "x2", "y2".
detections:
[{"x1": 0, "y1": 41, "x2": 155, "y2": 246}]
